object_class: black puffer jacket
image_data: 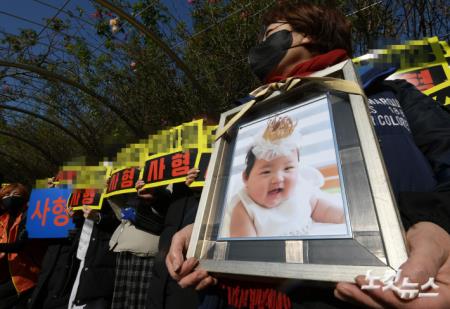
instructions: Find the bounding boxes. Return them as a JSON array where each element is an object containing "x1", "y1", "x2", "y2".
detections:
[
  {"x1": 71, "y1": 205, "x2": 119, "y2": 306},
  {"x1": 28, "y1": 237, "x2": 80, "y2": 309},
  {"x1": 29, "y1": 204, "x2": 119, "y2": 309},
  {"x1": 148, "y1": 183, "x2": 200, "y2": 309}
]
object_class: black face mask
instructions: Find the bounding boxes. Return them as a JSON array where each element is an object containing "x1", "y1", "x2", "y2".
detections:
[
  {"x1": 1, "y1": 196, "x2": 24, "y2": 214},
  {"x1": 248, "y1": 30, "x2": 293, "y2": 82}
]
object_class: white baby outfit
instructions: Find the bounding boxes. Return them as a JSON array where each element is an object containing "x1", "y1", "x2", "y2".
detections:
[{"x1": 231, "y1": 166, "x2": 323, "y2": 237}]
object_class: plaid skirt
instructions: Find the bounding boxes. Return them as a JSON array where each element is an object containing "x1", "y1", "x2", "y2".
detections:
[{"x1": 111, "y1": 252, "x2": 155, "y2": 309}]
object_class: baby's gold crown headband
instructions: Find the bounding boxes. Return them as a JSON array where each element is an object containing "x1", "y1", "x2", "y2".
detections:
[
  {"x1": 262, "y1": 116, "x2": 297, "y2": 142},
  {"x1": 252, "y1": 116, "x2": 301, "y2": 161}
]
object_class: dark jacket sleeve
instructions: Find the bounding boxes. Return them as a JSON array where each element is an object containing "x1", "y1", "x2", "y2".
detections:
[
  {"x1": 398, "y1": 191, "x2": 450, "y2": 232},
  {"x1": 183, "y1": 196, "x2": 200, "y2": 227},
  {"x1": 171, "y1": 182, "x2": 193, "y2": 201},
  {"x1": 388, "y1": 80, "x2": 450, "y2": 188},
  {"x1": 95, "y1": 200, "x2": 120, "y2": 233},
  {"x1": 387, "y1": 80, "x2": 450, "y2": 232},
  {"x1": 150, "y1": 187, "x2": 173, "y2": 216}
]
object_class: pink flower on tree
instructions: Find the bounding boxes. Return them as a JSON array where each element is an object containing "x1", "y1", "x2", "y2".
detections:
[
  {"x1": 90, "y1": 10, "x2": 102, "y2": 19},
  {"x1": 109, "y1": 18, "x2": 120, "y2": 34},
  {"x1": 130, "y1": 61, "x2": 137, "y2": 72},
  {"x1": 240, "y1": 11, "x2": 249, "y2": 20},
  {"x1": 2, "y1": 82, "x2": 11, "y2": 94}
]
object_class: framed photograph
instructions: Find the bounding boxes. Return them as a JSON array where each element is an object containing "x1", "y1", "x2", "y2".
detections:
[
  {"x1": 188, "y1": 60, "x2": 407, "y2": 283},
  {"x1": 217, "y1": 96, "x2": 351, "y2": 240}
]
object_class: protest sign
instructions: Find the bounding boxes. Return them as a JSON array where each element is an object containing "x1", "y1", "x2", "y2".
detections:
[
  {"x1": 27, "y1": 188, "x2": 74, "y2": 238},
  {"x1": 104, "y1": 167, "x2": 140, "y2": 197},
  {"x1": 67, "y1": 188, "x2": 105, "y2": 210},
  {"x1": 140, "y1": 149, "x2": 198, "y2": 188}
]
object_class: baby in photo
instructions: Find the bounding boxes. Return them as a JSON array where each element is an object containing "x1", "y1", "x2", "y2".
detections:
[{"x1": 229, "y1": 116, "x2": 344, "y2": 237}]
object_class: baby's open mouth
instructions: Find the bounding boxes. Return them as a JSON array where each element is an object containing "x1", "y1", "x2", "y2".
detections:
[{"x1": 268, "y1": 187, "x2": 283, "y2": 195}]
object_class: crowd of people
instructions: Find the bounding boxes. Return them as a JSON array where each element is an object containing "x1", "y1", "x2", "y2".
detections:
[
  {"x1": 1, "y1": 2, "x2": 450, "y2": 309},
  {"x1": 0, "y1": 169, "x2": 201, "y2": 309}
]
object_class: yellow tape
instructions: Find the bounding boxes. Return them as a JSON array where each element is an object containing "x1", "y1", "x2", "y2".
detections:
[
  {"x1": 215, "y1": 99, "x2": 257, "y2": 141},
  {"x1": 424, "y1": 80, "x2": 450, "y2": 105}
]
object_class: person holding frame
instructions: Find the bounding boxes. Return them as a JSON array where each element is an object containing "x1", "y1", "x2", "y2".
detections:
[{"x1": 166, "y1": 1, "x2": 450, "y2": 308}]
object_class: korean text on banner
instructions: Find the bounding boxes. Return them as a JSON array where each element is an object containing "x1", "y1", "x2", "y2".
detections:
[{"x1": 26, "y1": 188, "x2": 74, "y2": 238}]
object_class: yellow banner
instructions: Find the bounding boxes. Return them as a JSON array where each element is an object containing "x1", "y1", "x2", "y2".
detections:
[{"x1": 353, "y1": 36, "x2": 450, "y2": 105}]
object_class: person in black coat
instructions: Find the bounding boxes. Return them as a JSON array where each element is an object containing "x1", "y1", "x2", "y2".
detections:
[
  {"x1": 28, "y1": 220, "x2": 82, "y2": 309},
  {"x1": 29, "y1": 201, "x2": 119, "y2": 309},
  {"x1": 69, "y1": 201, "x2": 119, "y2": 308},
  {"x1": 148, "y1": 169, "x2": 201, "y2": 309},
  {"x1": 165, "y1": 2, "x2": 450, "y2": 308}
]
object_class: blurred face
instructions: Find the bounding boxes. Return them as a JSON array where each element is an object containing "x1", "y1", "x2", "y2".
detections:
[
  {"x1": 3, "y1": 189, "x2": 21, "y2": 197},
  {"x1": 1, "y1": 189, "x2": 24, "y2": 212},
  {"x1": 243, "y1": 151, "x2": 299, "y2": 208}
]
